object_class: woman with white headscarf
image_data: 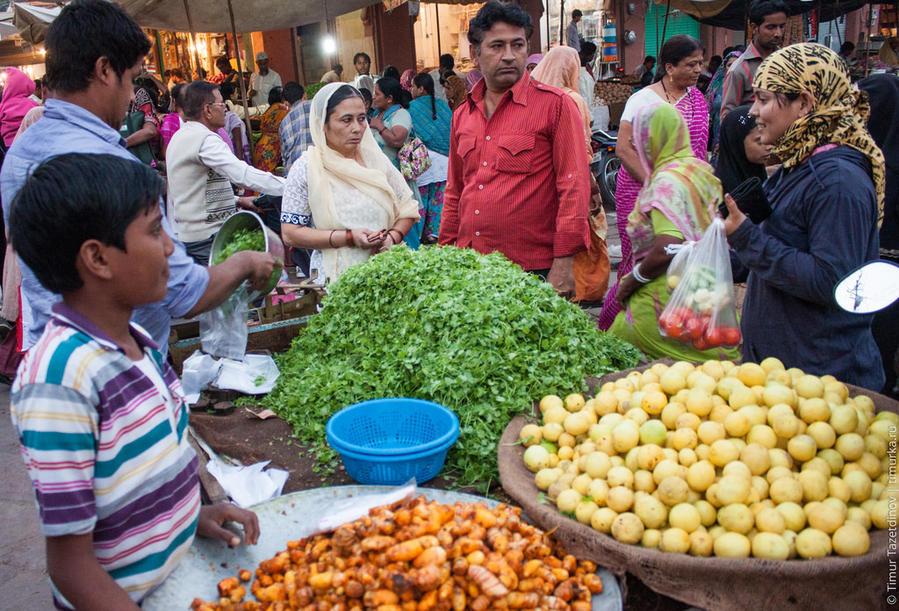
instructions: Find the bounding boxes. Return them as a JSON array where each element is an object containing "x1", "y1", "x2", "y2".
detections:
[{"x1": 280, "y1": 83, "x2": 420, "y2": 283}]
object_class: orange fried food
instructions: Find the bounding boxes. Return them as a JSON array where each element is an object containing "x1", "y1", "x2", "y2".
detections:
[{"x1": 191, "y1": 496, "x2": 602, "y2": 610}]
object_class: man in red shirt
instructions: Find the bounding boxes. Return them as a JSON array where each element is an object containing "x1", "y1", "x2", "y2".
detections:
[{"x1": 438, "y1": 1, "x2": 590, "y2": 298}]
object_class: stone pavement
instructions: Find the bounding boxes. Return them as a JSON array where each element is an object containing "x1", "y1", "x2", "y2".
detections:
[{"x1": 0, "y1": 386, "x2": 53, "y2": 610}]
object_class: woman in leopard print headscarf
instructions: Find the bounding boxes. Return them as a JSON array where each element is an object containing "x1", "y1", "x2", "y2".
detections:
[
  {"x1": 750, "y1": 42, "x2": 885, "y2": 221},
  {"x1": 721, "y1": 42, "x2": 885, "y2": 391}
]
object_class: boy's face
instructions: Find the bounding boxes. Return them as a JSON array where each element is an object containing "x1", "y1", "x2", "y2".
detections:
[{"x1": 104, "y1": 206, "x2": 173, "y2": 305}]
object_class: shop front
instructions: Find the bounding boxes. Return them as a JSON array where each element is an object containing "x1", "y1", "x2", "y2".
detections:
[{"x1": 413, "y1": 2, "x2": 485, "y2": 73}]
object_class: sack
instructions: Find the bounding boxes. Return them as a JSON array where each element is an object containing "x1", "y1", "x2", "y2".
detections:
[
  {"x1": 119, "y1": 111, "x2": 155, "y2": 166},
  {"x1": 658, "y1": 218, "x2": 741, "y2": 350},
  {"x1": 398, "y1": 135, "x2": 431, "y2": 180},
  {"x1": 573, "y1": 214, "x2": 610, "y2": 302}
]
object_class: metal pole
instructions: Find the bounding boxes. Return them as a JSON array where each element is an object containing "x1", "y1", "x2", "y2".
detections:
[
  {"x1": 660, "y1": 0, "x2": 672, "y2": 52},
  {"x1": 864, "y1": 3, "x2": 873, "y2": 77},
  {"x1": 154, "y1": 30, "x2": 166, "y2": 77},
  {"x1": 655, "y1": 3, "x2": 660, "y2": 57},
  {"x1": 545, "y1": 0, "x2": 551, "y2": 50},
  {"x1": 560, "y1": 0, "x2": 565, "y2": 46},
  {"x1": 225, "y1": 0, "x2": 255, "y2": 164},
  {"x1": 435, "y1": 4, "x2": 442, "y2": 57},
  {"x1": 181, "y1": 0, "x2": 202, "y2": 76}
]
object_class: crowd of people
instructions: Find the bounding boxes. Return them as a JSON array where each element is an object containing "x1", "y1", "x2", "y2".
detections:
[{"x1": 0, "y1": 0, "x2": 895, "y2": 607}]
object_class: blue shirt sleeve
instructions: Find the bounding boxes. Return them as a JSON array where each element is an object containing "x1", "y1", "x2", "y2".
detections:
[
  {"x1": 158, "y1": 213, "x2": 209, "y2": 317},
  {"x1": 727, "y1": 174, "x2": 878, "y2": 307}
]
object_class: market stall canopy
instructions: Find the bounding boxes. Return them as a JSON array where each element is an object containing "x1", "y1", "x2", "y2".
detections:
[
  {"x1": 12, "y1": 2, "x2": 59, "y2": 44},
  {"x1": 0, "y1": 10, "x2": 17, "y2": 38},
  {"x1": 653, "y1": 0, "x2": 873, "y2": 30},
  {"x1": 119, "y1": 0, "x2": 384, "y2": 32}
]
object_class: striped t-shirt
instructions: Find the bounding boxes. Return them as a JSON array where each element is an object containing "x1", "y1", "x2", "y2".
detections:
[{"x1": 11, "y1": 302, "x2": 200, "y2": 607}]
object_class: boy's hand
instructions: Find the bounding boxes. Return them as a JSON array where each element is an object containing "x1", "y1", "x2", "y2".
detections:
[{"x1": 197, "y1": 503, "x2": 260, "y2": 547}]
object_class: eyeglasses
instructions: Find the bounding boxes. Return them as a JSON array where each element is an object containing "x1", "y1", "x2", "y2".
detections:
[{"x1": 207, "y1": 102, "x2": 226, "y2": 109}]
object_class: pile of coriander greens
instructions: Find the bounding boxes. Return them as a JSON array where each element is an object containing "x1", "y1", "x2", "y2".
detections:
[
  {"x1": 213, "y1": 227, "x2": 266, "y2": 265},
  {"x1": 257, "y1": 246, "x2": 642, "y2": 490}
]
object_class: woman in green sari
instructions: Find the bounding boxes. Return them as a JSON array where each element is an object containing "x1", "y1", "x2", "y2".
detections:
[{"x1": 610, "y1": 102, "x2": 739, "y2": 362}]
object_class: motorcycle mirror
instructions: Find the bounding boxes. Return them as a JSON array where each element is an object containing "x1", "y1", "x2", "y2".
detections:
[{"x1": 833, "y1": 260, "x2": 899, "y2": 314}]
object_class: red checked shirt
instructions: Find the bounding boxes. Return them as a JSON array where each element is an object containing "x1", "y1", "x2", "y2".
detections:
[{"x1": 438, "y1": 74, "x2": 591, "y2": 271}]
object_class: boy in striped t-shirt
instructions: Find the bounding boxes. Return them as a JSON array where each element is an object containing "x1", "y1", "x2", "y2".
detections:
[{"x1": 9, "y1": 154, "x2": 259, "y2": 610}]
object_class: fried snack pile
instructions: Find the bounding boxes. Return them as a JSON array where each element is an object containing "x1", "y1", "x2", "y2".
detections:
[{"x1": 190, "y1": 495, "x2": 603, "y2": 611}]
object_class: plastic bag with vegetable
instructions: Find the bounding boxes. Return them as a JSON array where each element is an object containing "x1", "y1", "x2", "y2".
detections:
[
  {"x1": 664, "y1": 241, "x2": 694, "y2": 292},
  {"x1": 658, "y1": 218, "x2": 740, "y2": 350}
]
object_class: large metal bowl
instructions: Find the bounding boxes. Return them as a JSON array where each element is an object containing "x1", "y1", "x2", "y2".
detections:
[{"x1": 209, "y1": 211, "x2": 285, "y2": 299}]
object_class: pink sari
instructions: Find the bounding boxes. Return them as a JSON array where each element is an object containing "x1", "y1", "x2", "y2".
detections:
[{"x1": 597, "y1": 87, "x2": 708, "y2": 330}]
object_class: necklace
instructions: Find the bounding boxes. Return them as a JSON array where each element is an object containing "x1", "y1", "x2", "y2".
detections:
[
  {"x1": 660, "y1": 76, "x2": 695, "y2": 121},
  {"x1": 660, "y1": 76, "x2": 684, "y2": 104}
]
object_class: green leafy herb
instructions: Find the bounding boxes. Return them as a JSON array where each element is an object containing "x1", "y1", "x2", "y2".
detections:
[
  {"x1": 251, "y1": 246, "x2": 642, "y2": 491},
  {"x1": 253, "y1": 375, "x2": 267, "y2": 387},
  {"x1": 213, "y1": 227, "x2": 265, "y2": 265}
]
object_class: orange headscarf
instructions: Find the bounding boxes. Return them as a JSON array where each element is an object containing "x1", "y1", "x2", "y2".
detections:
[{"x1": 530, "y1": 46, "x2": 591, "y2": 154}]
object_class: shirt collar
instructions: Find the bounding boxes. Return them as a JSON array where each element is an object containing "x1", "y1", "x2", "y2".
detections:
[
  {"x1": 745, "y1": 43, "x2": 763, "y2": 61},
  {"x1": 42, "y1": 99, "x2": 128, "y2": 149},
  {"x1": 468, "y1": 72, "x2": 532, "y2": 109},
  {"x1": 51, "y1": 302, "x2": 159, "y2": 353}
]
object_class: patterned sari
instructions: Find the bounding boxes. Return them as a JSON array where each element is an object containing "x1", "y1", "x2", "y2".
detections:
[
  {"x1": 608, "y1": 102, "x2": 738, "y2": 361},
  {"x1": 254, "y1": 102, "x2": 288, "y2": 172},
  {"x1": 598, "y1": 86, "x2": 709, "y2": 330}
]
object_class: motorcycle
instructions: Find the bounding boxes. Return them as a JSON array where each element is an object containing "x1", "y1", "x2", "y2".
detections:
[{"x1": 590, "y1": 128, "x2": 620, "y2": 209}]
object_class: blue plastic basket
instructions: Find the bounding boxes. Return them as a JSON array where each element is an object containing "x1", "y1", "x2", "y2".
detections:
[
  {"x1": 335, "y1": 444, "x2": 454, "y2": 486},
  {"x1": 326, "y1": 398, "x2": 460, "y2": 485}
]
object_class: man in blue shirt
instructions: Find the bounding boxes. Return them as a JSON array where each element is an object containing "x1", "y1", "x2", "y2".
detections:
[
  {"x1": 279, "y1": 81, "x2": 312, "y2": 174},
  {"x1": 1, "y1": 0, "x2": 278, "y2": 353},
  {"x1": 567, "y1": 9, "x2": 582, "y2": 52}
]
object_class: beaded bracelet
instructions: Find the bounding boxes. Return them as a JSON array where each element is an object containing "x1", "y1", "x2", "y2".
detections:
[{"x1": 328, "y1": 230, "x2": 337, "y2": 248}]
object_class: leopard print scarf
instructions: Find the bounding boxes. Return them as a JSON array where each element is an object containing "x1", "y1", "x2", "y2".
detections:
[{"x1": 753, "y1": 43, "x2": 885, "y2": 224}]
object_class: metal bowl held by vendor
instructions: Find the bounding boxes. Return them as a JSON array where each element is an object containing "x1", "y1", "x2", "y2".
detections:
[
  {"x1": 209, "y1": 210, "x2": 285, "y2": 299},
  {"x1": 326, "y1": 398, "x2": 460, "y2": 485}
]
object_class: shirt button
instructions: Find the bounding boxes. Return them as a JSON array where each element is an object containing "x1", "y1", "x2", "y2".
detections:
[
  {"x1": 485, "y1": 136, "x2": 491, "y2": 141},
  {"x1": 478, "y1": 185, "x2": 484, "y2": 190},
  {"x1": 482, "y1": 161, "x2": 488, "y2": 167},
  {"x1": 475, "y1": 231, "x2": 480, "y2": 236},
  {"x1": 475, "y1": 210, "x2": 480, "y2": 215},
  {"x1": 567, "y1": 173, "x2": 572, "y2": 178}
]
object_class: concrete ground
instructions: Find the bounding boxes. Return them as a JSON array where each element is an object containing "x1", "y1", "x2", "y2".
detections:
[{"x1": 0, "y1": 385, "x2": 53, "y2": 610}]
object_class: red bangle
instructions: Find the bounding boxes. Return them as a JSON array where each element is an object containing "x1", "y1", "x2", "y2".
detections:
[
  {"x1": 345, "y1": 229, "x2": 355, "y2": 247},
  {"x1": 328, "y1": 230, "x2": 337, "y2": 248},
  {"x1": 389, "y1": 229, "x2": 403, "y2": 244}
]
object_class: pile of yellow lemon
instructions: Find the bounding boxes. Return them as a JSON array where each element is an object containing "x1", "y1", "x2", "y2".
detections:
[{"x1": 519, "y1": 358, "x2": 897, "y2": 559}]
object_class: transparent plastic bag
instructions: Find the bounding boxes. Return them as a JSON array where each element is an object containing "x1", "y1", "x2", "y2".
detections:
[
  {"x1": 665, "y1": 241, "x2": 695, "y2": 293},
  {"x1": 658, "y1": 218, "x2": 741, "y2": 350},
  {"x1": 199, "y1": 285, "x2": 250, "y2": 360}
]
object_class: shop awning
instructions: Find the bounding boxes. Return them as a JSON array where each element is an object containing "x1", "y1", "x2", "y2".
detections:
[
  {"x1": 12, "y1": 2, "x2": 59, "y2": 44},
  {"x1": 119, "y1": 0, "x2": 387, "y2": 32},
  {"x1": 654, "y1": 0, "x2": 875, "y2": 30}
]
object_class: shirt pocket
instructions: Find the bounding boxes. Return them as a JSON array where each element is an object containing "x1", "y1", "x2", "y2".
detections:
[
  {"x1": 457, "y1": 135, "x2": 478, "y2": 177},
  {"x1": 458, "y1": 135, "x2": 477, "y2": 158},
  {"x1": 495, "y1": 134, "x2": 535, "y2": 174}
]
